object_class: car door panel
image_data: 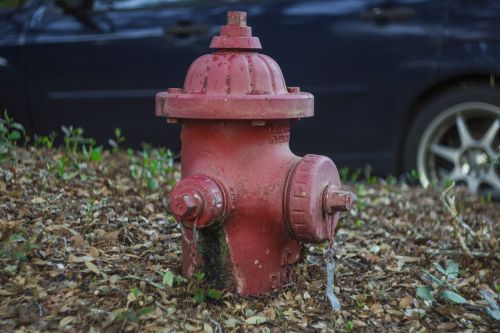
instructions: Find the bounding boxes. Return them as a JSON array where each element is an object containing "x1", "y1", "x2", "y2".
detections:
[{"x1": 261, "y1": 0, "x2": 445, "y2": 173}]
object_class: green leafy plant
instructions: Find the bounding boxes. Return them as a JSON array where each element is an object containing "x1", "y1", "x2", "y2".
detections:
[
  {"x1": 409, "y1": 169, "x2": 420, "y2": 183},
  {"x1": 3, "y1": 264, "x2": 17, "y2": 276},
  {"x1": 350, "y1": 168, "x2": 361, "y2": 182},
  {"x1": 442, "y1": 178, "x2": 454, "y2": 190},
  {"x1": 339, "y1": 166, "x2": 350, "y2": 183},
  {"x1": 108, "y1": 127, "x2": 126, "y2": 153},
  {"x1": 115, "y1": 286, "x2": 156, "y2": 323},
  {"x1": 128, "y1": 144, "x2": 176, "y2": 190},
  {"x1": 62, "y1": 126, "x2": 94, "y2": 153},
  {"x1": 0, "y1": 233, "x2": 38, "y2": 263},
  {"x1": 385, "y1": 174, "x2": 397, "y2": 186},
  {"x1": 47, "y1": 156, "x2": 79, "y2": 180},
  {"x1": 0, "y1": 110, "x2": 26, "y2": 161},
  {"x1": 116, "y1": 310, "x2": 139, "y2": 323},
  {"x1": 34, "y1": 132, "x2": 56, "y2": 149},
  {"x1": 355, "y1": 293, "x2": 367, "y2": 309},
  {"x1": 480, "y1": 191, "x2": 493, "y2": 204},
  {"x1": 189, "y1": 272, "x2": 223, "y2": 304},
  {"x1": 364, "y1": 165, "x2": 379, "y2": 185},
  {"x1": 354, "y1": 219, "x2": 364, "y2": 229},
  {"x1": 416, "y1": 260, "x2": 468, "y2": 305},
  {"x1": 160, "y1": 269, "x2": 186, "y2": 287},
  {"x1": 83, "y1": 145, "x2": 103, "y2": 162},
  {"x1": 339, "y1": 166, "x2": 361, "y2": 183}
]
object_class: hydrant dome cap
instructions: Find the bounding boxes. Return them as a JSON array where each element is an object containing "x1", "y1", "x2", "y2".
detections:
[{"x1": 155, "y1": 11, "x2": 314, "y2": 120}]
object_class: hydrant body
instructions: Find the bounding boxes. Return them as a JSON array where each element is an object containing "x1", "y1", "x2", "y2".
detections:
[{"x1": 156, "y1": 12, "x2": 352, "y2": 295}]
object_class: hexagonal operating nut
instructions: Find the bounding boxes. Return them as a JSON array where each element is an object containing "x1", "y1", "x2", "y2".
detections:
[
  {"x1": 323, "y1": 186, "x2": 354, "y2": 214},
  {"x1": 168, "y1": 175, "x2": 227, "y2": 228},
  {"x1": 227, "y1": 11, "x2": 247, "y2": 27},
  {"x1": 169, "y1": 190, "x2": 202, "y2": 221}
]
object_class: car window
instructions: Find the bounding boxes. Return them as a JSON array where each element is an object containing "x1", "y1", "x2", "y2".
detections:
[
  {"x1": 47, "y1": 0, "x2": 93, "y2": 16},
  {"x1": 93, "y1": 0, "x2": 196, "y2": 11}
]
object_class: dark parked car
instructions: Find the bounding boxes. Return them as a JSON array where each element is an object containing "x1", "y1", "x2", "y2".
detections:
[{"x1": 1, "y1": 0, "x2": 499, "y2": 195}]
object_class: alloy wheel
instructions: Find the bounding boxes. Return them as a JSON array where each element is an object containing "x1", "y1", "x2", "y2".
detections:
[{"x1": 417, "y1": 101, "x2": 500, "y2": 194}]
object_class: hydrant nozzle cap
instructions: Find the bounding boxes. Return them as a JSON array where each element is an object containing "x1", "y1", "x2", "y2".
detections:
[
  {"x1": 210, "y1": 11, "x2": 262, "y2": 50},
  {"x1": 168, "y1": 175, "x2": 227, "y2": 229}
]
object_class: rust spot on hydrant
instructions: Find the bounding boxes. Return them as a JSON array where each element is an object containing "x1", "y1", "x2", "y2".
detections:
[{"x1": 156, "y1": 11, "x2": 353, "y2": 296}]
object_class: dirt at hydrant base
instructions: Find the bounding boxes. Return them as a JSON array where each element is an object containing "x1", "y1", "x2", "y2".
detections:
[{"x1": 0, "y1": 148, "x2": 498, "y2": 332}]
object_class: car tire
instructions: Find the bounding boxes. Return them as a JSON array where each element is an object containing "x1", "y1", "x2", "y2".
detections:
[{"x1": 403, "y1": 84, "x2": 500, "y2": 196}]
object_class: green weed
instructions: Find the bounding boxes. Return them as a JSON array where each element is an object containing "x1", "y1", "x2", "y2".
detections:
[
  {"x1": 34, "y1": 132, "x2": 56, "y2": 149},
  {"x1": 0, "y1": 110, "x2": 26, "y2": 161},
  {"x1": 108, "y1": 127, "x2": 126, "y2": 153},
  {"x1": 189, "y1": 272, "x2": 223, "y2": 304},
  {"x1": 416, "y1": 260, "x2": 468, "y2": 306}
]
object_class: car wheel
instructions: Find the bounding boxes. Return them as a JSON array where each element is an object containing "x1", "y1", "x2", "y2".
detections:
[{"x1": 404, "y1": 84, "x2": 500, "y2": 196}]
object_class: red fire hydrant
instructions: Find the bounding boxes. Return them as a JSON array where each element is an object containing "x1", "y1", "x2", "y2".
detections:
[{"x1": 156, "y1": 11, "x2": 353, "y2": 295}]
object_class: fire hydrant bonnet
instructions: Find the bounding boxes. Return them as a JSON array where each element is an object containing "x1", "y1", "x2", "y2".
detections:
[{"x1": 155, "y1": 11, "x2": 313, "y2": 120}]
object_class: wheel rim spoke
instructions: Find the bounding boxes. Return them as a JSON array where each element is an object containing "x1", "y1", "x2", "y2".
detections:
[
  {"x1": 456, "y1": 114, "x2": 474, "y2": 146},
  {"x1": 448, "y1": 167, "x2": 463, "y2": 181},
  {"x1": 466, "y1": 176, "x2": 481, "y2": 193},
  {"x1": 484, "y1": 169, "x2": 500, "y2": 191},
  {"x1": 480, "y1": 119, "x2": 499, "y2": 148},
  {"x1": 430, "y1": 143, "x2": 459, "y2": 163}
]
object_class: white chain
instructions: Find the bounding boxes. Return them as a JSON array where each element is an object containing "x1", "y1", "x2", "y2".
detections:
[{"x1": 326, "y1": 246, "x2": 341, "y2": 311}]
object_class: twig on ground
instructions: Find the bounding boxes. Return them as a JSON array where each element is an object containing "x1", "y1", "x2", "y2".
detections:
[
  {"x1": 441, "y1": 183, "x2": 472, "y2": 257},
  {"x1": 426, "y1": 248, "x2": 500, "y2": 260}
]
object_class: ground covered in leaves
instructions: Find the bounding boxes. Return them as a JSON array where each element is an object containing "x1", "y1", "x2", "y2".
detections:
[{"x1": 0, "y1": 147, "x2": 499, "y2": 332}]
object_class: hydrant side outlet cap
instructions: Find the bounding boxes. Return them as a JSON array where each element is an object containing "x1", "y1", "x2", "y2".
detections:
[
  {"x1": 155, "y1": 11, "x2": 314, "y2": 120},
  {"x1": 286, "y1": 154, "x2": 341, "y2": 243}
]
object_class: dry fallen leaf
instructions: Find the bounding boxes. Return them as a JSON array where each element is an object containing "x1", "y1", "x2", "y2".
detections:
[
  {"x1": 71, "y1": 233, "x2": 84, "y2": 248},
  {"x1": 68, "y1": 255, "x2": 95, "y2": 263},
  {"x1": 31, "y1": 197, "x2": 45, "y2": 204},
  {"x1": 399, "y1": 296, "x2": 413, "y2": 309},
  {"x1": 1, "y1": 147, "x2": 497, "y2": 332},
  {"x1": 370, "y1": 303, "x2": 384, "y2": 315},
  {"x1": 89, "y1": 246, "x2": 99, "y2": 258},
  {"x1": 85, "y1": 261, "x2": 101, "y2": 275}
]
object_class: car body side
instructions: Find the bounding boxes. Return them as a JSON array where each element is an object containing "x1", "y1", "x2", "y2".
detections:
[{"x1": 0, "y1": 0, "x2": 499, "y2": 176}]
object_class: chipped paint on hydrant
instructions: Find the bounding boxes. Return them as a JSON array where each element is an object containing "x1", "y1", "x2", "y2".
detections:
[{"x1": 156, "y1": 11, "x2": 353, "y2": 296}]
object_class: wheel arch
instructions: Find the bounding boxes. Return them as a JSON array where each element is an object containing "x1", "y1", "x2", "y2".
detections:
[{"x1": 396, "y1": 72, "x2": 500, "y2": 173}]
